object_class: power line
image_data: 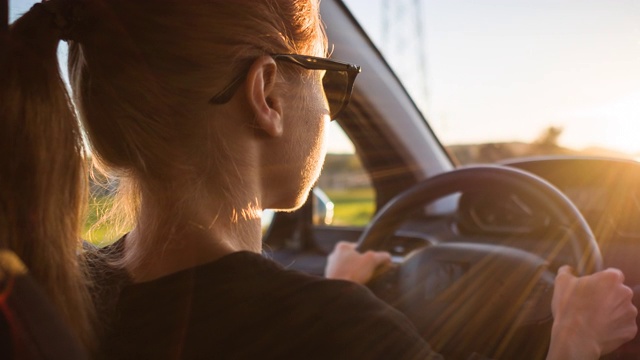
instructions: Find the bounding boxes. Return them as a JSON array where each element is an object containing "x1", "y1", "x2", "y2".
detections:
[{"x1": 381, "y1": 0, "x2": 430, "y2": 112}]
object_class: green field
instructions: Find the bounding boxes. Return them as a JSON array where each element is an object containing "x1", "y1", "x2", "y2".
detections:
[
  {"x1": 83, "y1": 196, "x2": 121, "y2": 246},
  {"x1": 324, "y1": 187, "x2": 375, "y2": 226}
]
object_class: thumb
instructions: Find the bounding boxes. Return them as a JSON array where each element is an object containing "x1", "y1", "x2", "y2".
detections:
[
  {"x1": 372, "y1": 251, "x2": 392, "y2": 265},
  {"x1": 557, "y1": 265, "x2": 576, "y2": 277}
]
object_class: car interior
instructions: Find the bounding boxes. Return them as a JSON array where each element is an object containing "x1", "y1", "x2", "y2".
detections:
[
  {"x1": 5, "y1": 0, "x2": 640, "y2": 359},
  {"x1": 265, "y1": 1, "x2": 640, "y2": 359}
]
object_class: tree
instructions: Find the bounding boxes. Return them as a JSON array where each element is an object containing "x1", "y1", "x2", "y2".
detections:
[{"x1": 534, "y1": 126, "x2": 564, "y2": 153}]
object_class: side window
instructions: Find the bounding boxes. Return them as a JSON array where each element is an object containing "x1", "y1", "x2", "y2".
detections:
[
  {"x1": 315, "y1": 122, "x2": 375, "y2": 226},
  {"x1": 84, "y1": 173, "x2": 121, "y2": 246}
]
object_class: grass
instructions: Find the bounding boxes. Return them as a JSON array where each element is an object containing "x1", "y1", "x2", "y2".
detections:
[
  {"x1": 324, "y1": 187, "x2": 375, "y2": 226},
  {"x1": 82, "y1": 196, "x2": 121, "y2": 246}
]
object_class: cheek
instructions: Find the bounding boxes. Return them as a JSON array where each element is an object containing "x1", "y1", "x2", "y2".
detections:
[
  {"x1": 305, "y1": 90, "x2": 330, "y2": 172},
  {"x1": 282, "y1": 95, "x2": 328, "y2": 209},
  {"x1": 266, "y1": 81, "x2": 328, "y2": 210},
  {"x1": 301, "y1": 123, "x2": 326, "y2": 185}
]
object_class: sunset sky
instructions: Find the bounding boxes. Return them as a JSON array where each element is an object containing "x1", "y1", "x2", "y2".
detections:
[{"x1": 345, "y1": 0, "x2": 640, "y2": 154}]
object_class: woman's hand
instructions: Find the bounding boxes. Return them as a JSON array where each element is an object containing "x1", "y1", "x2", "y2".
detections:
[
  {"x1": 547, "y1": 265, "x2": 638, "y2": 359},
  {"x1": 324, "y1": 241, "x2": 391, "y2": 285}
]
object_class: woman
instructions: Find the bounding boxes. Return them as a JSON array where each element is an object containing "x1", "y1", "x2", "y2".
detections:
[{"x1": 4, "y1": 0, "x2": 637, "y2": 359}]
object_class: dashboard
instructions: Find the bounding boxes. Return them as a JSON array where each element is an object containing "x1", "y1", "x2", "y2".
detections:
[
  {"x1": 502, "y1": 157, "x2": 640, "y2": 239},
  {"x1": 368, "y1": 157, "x2": 640, "y2": 280},
  {"x1": 451, "y1": 158, "x2": 640, "y2": 239}
]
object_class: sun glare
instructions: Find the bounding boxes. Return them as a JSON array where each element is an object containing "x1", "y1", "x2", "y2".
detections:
[{"x1": 560, "y1": 90, "x2": 640, "y2": 156}]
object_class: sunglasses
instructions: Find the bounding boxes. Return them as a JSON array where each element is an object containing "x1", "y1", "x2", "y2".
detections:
[{"x1": 210, "y1": 54, "x2": 361, "y2": 120}]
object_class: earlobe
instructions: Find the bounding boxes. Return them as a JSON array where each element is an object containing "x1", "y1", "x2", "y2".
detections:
[{"x1": 245, "y1": 56, "x2": 284, "y2": 137}]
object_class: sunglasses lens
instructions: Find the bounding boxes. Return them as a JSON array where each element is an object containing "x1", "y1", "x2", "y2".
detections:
[{"x1": 322, "y1": 70, "x2": 349, "y2": 119}]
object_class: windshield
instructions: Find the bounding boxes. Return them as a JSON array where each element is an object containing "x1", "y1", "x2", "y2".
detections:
[{"x1": 344, "y1": 0, "x2": 640, "y2": 164}]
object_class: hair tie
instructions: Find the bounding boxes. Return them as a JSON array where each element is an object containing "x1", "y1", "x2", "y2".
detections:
[{"x1": 32, "y1": 0, "x2": 85, "y2": 42}]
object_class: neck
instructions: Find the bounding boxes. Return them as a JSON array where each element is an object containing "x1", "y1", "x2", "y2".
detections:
[{"x1": 122, "y1": 189, "x2": 263, "y2": 283}]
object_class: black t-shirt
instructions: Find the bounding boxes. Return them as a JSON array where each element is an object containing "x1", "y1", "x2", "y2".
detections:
[{"x1": 91, "y1": 243, "x2": 443, "y2": 359}]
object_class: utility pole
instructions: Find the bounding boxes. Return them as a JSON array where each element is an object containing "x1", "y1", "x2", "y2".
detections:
[{"x1": 381, "y1": 0, "x2": 429, "y2": 113}]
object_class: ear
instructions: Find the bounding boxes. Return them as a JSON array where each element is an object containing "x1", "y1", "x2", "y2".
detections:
[{"x1": 245, "y1": 56, "x2": 284, "y2": 137}]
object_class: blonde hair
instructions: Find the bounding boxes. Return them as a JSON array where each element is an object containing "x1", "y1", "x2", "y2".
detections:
[
  {"x1": 1, "y1": 4, "x2": 94, "y2": 348},
  {"x1": 70, "y1": 0, "x2": 327, "y2": 240}
]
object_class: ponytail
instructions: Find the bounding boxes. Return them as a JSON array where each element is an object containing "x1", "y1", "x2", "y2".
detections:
[{"x1": 1, "y1": 1, "x2": 94, "y2": 348}]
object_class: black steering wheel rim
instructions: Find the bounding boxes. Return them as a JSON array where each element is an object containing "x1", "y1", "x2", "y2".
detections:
[{"x1": 356, "y1": 165, "x2": 603, "y2": 275}]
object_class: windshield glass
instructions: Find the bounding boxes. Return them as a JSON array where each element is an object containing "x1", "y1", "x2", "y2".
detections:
[{"x1": 344, "y1": 0, "x2": 640, "y2": 164}]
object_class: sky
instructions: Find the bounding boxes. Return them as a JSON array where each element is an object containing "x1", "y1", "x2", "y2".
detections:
[
  {"x1": 344, "y1": 0, "x2": 640, "y2": 155},
  {"x1": 10, "y1": 0, "x2": 640, "y2": 155}
]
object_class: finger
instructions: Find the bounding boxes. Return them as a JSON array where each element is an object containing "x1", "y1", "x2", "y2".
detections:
[
  {"x1": 372, "y1": 251, "x2": 392, "y2": 265},
  {"x1": 363, "y1": 250, "x2": 389, "y2": 265},
  {"x1": 557, "y1": 265, "x2": 575, "y2": 276},
  {"x1": 334, "y1": 241, "x2": 356, "y2": 252},
  {"x1": 603, "y1": 267, "x2": 625, "y2": 283}
]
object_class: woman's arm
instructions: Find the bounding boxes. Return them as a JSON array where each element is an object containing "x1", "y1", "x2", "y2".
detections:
[
  {"x1": 547, "y1": 266, "x2": 638, "y2": 359},
  {"x1": 326, "y1": 243, "x2": 638, "y2": 359}
]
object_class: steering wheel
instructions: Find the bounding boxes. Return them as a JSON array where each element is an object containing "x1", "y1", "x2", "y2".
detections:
[{"x1": 357, "y1": 165, "x2": 603, "y2": 359}]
